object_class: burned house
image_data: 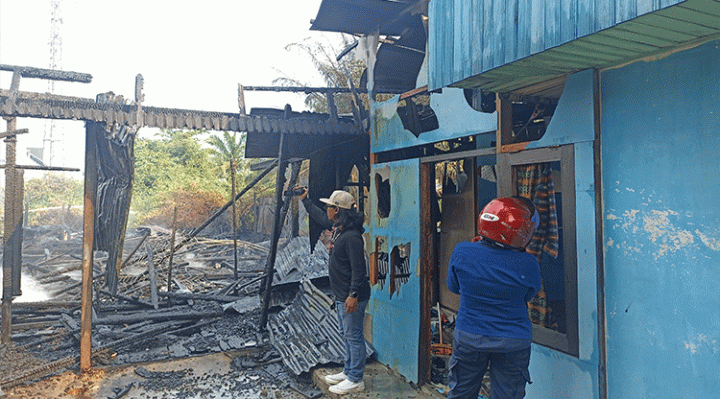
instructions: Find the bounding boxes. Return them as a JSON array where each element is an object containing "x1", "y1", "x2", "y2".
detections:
[{"x1": 310, "y1": 0, "x2": 720, "y2": 398}]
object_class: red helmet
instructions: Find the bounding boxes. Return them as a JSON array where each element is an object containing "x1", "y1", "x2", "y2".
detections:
[{"x1": 477, "y1": 197, "x2": 539, "y2": 249}]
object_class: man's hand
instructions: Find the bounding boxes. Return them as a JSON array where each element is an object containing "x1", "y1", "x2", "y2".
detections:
[
  {"x1": 294, "y1": 185, "x2": 308, "y2": 200},
  {"x1": 344, "y1": 296, "x2": 358, "y2": 313}
]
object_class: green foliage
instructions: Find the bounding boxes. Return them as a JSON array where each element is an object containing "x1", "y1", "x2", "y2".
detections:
[
  {"x1": 133, "y1": 129, "x2": 276, "y2": 230},
  {"x1": 23, "y1": 173, "x2": 84, "y2": 227},
  {"x1": 25, "y1": 173, "x2": 83, "y2": 210},
  {"x1": 132, "y1": 129, "x2": 226, "y2": 222}
]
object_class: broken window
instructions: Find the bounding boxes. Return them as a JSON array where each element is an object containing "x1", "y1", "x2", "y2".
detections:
[
  {"x1": 397, "y1": 94, "x2": 439, "y2": 137},
  {"x1": 374, "y1": 172, "x2": 391, "y2": 219},
  {"x1": 498, "y1": 145, "x2": 578, "y2": 357},
  {"x1": 465, "y1": 88, "x2": 560, "y2": 145},
  {"x1": 389, "y1": 243, "x2": 411, "y2": 298},
  {"x1": 370, "y1": 235, "x2": 389, "y2": 289}
]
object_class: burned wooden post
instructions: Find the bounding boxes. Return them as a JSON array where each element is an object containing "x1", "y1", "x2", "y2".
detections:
[
  {"x1": 147, "y1": 246, "x2": 159, "y2": 310},
  {"x1": 80, "y1": 121, "x2": 99, "y2": 370},
  {"x1": 259, "y1": 105, "x2": 291, "y2": 329},
  {"x1": 167, "y1": 207, "x2": 177, "y2": 299},
  {"x1": 1, "y1": 117, "x2": 26, "y2": 343},
  {"x1": 230, "y1": 160, "x2": 239, "y2": 287}
]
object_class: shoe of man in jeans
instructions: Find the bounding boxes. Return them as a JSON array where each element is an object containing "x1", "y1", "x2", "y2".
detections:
[
  {"x1": 324, "y1": 371, "x2": 347, "y2": 385},
  {"x1": 329, "y1": 379, "x2": 365, "y2": 395}
]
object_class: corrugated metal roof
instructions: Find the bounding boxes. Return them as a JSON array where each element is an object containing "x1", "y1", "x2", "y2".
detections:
[
  {"x1": 272, "y1": 237, "x2": 329, "y2": 286},
  {"x1": 454, "y1": 0, "x2": 720, "y2": 96},
  {"x1": 267, "y1": 280, "x2": 374, "y2": 375},
  {"x1": 310, "y1": 0, "x2": 420, "y2": 36}
]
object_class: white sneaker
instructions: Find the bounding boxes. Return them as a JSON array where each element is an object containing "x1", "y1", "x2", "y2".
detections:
[
  {"x1": 324, "y1": 371, "x2": 347, "y2": 385},
  {"x1": 328, "y1": 379, "x2": 365, "y2": 395}
]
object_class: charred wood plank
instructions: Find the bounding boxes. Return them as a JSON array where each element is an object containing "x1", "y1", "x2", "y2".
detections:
[
  {"x1": 96, "y1": 309, "x2": 223, "y2": 325},
  {"x1": 99, "y1": 289, "x2": 154, "y2": 309},
  {"x1": 158, "y1": 292, "x2": 240, "y2": 303}
]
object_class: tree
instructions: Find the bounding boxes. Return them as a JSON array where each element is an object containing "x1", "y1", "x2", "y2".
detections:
[
  {"x1": 274, "y1": 35, "x2": 369, "y2": 114},
  {"x1": 132, "y1": 129, "x2": 226, "y2": 226},
  {"x1": 205, "y1": 131, "x2": 275, "y2": 230},
  {"x1": 24, "y1": 173, "x2": 84, "y2": 226}
]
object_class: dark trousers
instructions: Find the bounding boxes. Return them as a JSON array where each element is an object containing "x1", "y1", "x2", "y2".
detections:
[{"x1": 447, "y1": 332, "x2": 531, "y2": 399}]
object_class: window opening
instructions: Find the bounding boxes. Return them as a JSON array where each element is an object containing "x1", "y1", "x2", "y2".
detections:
[
  {"x1": 397, "y1": 94, "x2": 439, "y2": 137},
  {"x1": 499, "y1": 145, "x2": 578, "y2": 356},
  {"x1": 389, "y1": 242, "x2": 412, "y2": 298},
  {"x1": 371, "y1": 235, "x2": 389, "y2": 290},
  {"x1": 375, "y1": 172, "x2": 391, "y2": 219}
]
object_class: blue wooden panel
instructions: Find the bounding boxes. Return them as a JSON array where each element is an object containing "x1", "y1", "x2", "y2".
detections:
[
  {"x1": 636, "y1": 0, "x2": 656, "y2": 15},
  {"x1": 615, "y1": 0, "x2": 636, "y2": 20},
  {"x1": 596, "y1": 0, "x2": 616, "y2": 29},
  {"x1": 546, "y1": 0, "x2": 561, "y2": 48},
  {"x1": 561, "y1": 0, "x2": 578, "y2": 43},
  {"x1": 492, "y1": 0, "x2": 506, "y2": 69},
  {"x1": 601, "y1": 40, "x2": 720, "y2": 399},
  {"x1": 505, "y1": 0, "x2": 518, "y2": 63},
  {"x1": 577, "y1": 0, "x2": 595, "y2": 37},
  {"x1": 471, "y1": 0, "x2": 484, "y2": 75},
  {"x1": 482, "y1": 0, "x2": 494, "y2": 70},
  {"x1": 530, "y1": 0, "x2": 546, "y2": 53},
  {"x1": 517, "y1": 0, "x2": 532, "y2": 58},
  {"x1": 367, "y1": 159, "x2": 421, "y2": 382},
  {"x1": 428, "y1": 0, "x2": 686, "y2": 91},
  {"x1": 454, "y1": 0, "x2": 467, "y2": 83}
]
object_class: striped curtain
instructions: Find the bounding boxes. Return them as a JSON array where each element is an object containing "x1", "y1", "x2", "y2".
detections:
[
  {"x1": 517, "y1": 163, "x2": 560, "y2": 330},
  {"x1": 516, "y1": 163, "x2": 559, "y2": 260}
]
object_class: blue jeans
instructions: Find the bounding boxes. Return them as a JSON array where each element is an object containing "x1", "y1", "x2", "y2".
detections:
[
  {"x1": 447, "y1": 330, "x2": 532, "y2": 399},
  {"x1": 335, "y1": 299, "x2": 368, "y2": 383}
]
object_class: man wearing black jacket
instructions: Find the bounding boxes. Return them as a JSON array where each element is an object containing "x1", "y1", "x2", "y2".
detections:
[{"x1": 297, "y1": 187, "x2": 370, "y2": 395}]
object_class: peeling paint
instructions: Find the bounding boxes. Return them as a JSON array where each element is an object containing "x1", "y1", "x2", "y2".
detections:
[
  {"x1": 695, "y1": 230, "x2": 720, "y2": 251},
  {"x1": 684, "y1": 334, "x2": 719, "y2": 355},
  {"x1": 605, "y1": 207, "x2": 720, "y2": 259}
]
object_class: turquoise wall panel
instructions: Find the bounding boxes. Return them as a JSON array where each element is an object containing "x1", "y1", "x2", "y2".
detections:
[
  {"x1": 367, "y1": 159, "x2": 421, "y2": 382},
  {"x1": 527, "y1": 344, "x2": 599, "y2": 398},
  {"x1": 601, "y1": 40, "x2": 720, "y2": 399},
  {"x1": 372, "y1": 88, "x2": 496, "y2": 152},
  {"x1": 428, "y1": 0, "x2": 685, "y2": 90},
  {"x1": 527, "y1": 68, "x2": 595, "y2": 149}
]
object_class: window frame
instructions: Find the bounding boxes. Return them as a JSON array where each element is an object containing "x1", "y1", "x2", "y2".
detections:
[{"x1": 497, "y1": 144, "x2": 579, "y2": 357}]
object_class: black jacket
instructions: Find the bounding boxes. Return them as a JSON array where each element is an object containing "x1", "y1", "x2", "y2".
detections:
[
  {"x1": 301, "y1": 197, "x2": 370, "y2": 302},
  {"x1": 329, "y1": 228, "x2": 371, "y2": 302}
]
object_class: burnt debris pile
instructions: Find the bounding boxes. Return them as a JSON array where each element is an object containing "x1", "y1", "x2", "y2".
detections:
[{"x1": 0, "y1": 226, "x2": 340, "y2": 396}]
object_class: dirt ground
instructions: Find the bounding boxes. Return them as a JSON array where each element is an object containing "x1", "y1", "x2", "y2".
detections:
[{"x1": 2, "y1": 352, "x2": 314, "y2": 399}]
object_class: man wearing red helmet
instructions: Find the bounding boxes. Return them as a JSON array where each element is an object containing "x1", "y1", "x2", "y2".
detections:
[{"x1": 446, "y1": 197, "x2": 542, "y2": 399}]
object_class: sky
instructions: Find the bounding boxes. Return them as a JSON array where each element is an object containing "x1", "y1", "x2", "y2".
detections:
[{"x1": 0, "y1": 0, "x2": 335, "y2": 171}]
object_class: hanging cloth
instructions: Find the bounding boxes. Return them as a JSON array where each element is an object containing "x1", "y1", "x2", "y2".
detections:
[{"x1": 516, "y1": 163, "x2": 559, "y2": 261}]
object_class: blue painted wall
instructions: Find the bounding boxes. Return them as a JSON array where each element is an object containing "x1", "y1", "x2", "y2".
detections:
[
  {"x1": 601, "y1": 40, "x2": 720, "y2": 398},
  {"x1": 366, "y1": 159, "x2": 422, "y2": 382},
  {"x1": 428, "y1": 0, "x2": 685, "y2": 91},
  {"x1": 372, "y1": 88, "x2": 496, "y2": 152}
]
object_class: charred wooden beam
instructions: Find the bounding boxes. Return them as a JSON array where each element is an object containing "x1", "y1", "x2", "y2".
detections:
[
  {"x1": 96, "y1": 309, "x2": 223, "y2": 326},
  {"x1": 158, "y1": 292, "x2": 240, "y2": 303},
  {"x1": 0, "y1": 90, "x2": 359, "y2": 133}
]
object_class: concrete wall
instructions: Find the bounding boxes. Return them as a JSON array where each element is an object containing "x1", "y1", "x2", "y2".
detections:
[{"x1": 600, "y1": 40, "x2": 720, "y2": 398}]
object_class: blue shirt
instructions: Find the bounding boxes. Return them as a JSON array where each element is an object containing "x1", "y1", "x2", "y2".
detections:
[{"x1": 447, "y1": 240, "x2": 541, "y2": 340}]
